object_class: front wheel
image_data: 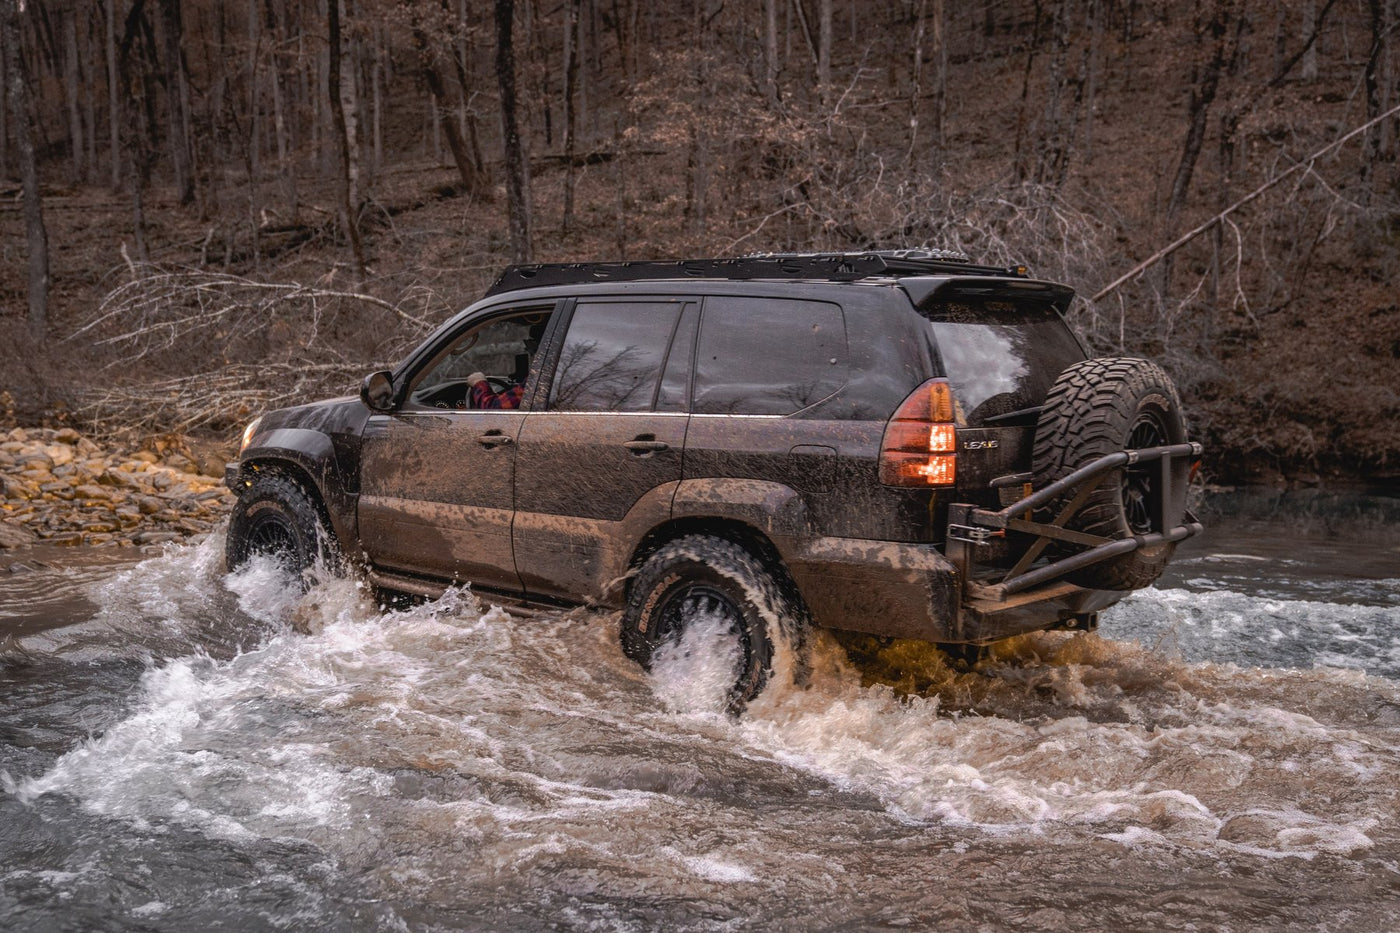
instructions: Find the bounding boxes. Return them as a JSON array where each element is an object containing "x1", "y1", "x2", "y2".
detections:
[
  {"x1": 226, "y1": 472, "x2": 339, "y2": 585},
  {"x1": 622, "y1": 536, "x2": 796, "y2": 711}
]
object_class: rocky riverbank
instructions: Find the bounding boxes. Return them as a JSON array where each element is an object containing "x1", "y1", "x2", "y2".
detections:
[{"x1": 0, "y1": 427, "x2": 235, "y2": 549}]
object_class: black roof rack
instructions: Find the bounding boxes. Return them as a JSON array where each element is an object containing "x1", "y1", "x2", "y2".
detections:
[{"x1": 483, "y1": 250, "x2": 1030, "y2": 297}]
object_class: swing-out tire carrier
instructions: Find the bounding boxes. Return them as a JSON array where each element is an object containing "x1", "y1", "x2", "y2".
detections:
[{"x1": 947, "y1": 442, "x2": 1204, "y2": 644}]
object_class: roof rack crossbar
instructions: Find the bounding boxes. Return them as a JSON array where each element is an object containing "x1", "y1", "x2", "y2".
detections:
[{"x1": 483, "y1": 251, "x2": 1028, "y2": 297}]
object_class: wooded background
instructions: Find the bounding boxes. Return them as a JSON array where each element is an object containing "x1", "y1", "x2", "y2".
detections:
[{"x1": 1, "y1": 0, "x2": 1397, "y2": 483}]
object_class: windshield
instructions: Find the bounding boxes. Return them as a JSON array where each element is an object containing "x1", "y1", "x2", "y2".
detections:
[{"x1": 920, "y1": 300, "x2": 1085, "y2": 425}]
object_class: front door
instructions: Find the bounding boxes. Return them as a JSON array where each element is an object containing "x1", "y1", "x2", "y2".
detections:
[
  {"x1": 357, "y1": 307, "x2": 554, "y2": 590},
  {"x1": 358, "y1": 408, "x2": 523, "y2": 588}
]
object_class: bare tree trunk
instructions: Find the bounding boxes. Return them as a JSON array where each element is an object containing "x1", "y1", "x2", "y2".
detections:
[
  {"x1": 82, "y1": 10, "x2": 97, "y2": 175},
  {"x1": 1084, "y1": 0, "x2": 1102, "y2": 163},
  {"x1": 117, "y1": 0, "x2": 153, "y2": 262},
  {"x1": 818, "y1": 0, "x2": 831, "y2": 105},
  {"x1": 764, "y1": 0, "x2": 778, "y2": 104},
  {"x1": 2, "y1": 0, "x2": 49, "y2": 336},
  {"x1": 64, "y1": 11, "x2": 84, "y2": 182},
  {"x1": 412, "y1": 24, "x2": 485, "y2": 199},
  {"x1": 1361, "y1": 0, "x2": 1386, "y2": 202},
  {"x1": 328, "y1": 0, "x2": 366, "y2": 277},
  {"x1": 562, "y1": 0, "x2": 581, "y2": 234},
  {"x1": 576, "y1": 0, "x2": 589, "y2": 141},
  {"x1": 106, "y1": 0, "x2": 120, "y2": 187},
  {"x1": 457, "y1": 0, "x2": 468, "y2": 137},
  {"x1": 158, "y1": 0, "x2": 193, "y2": 203},
  {"x1": 1011, "y1": 4, "x2": 1044, "y2": 183},
  {"x1": 495, "y1": 0, "x2": 532, "y2": 263},
  {"x1": 269, "y1": 0, "x2": 296, "y2": 220},
  {"x1": 931, "y1": 0, "x2": 946, "y2": 151},
  {"x1": 1165, "y1": 0, "x2": 1239, "y2": 230},
  {"x1": 1302, "y1": 0, "x2": 1318, "y2": 81},
  {"x1": 0, "y1": 16, "x2": 8, "y2": 179},
  {"x1": 447, "y1": 41, "x2": 487, "y2": 183},
  {"x1": 371, "y1": 21, "x2": 383, "y2": 173},
  {"x1": 910, "y1": 0, "x2": 924, "y2": 159}
]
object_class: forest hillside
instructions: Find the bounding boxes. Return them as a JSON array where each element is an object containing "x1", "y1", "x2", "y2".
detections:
[{"x1": 1, "y1": 0, "x2": 1397, "y2": 486}]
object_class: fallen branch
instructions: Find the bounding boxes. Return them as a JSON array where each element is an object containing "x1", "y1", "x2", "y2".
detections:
[{"x1": 1091, "y1": 101, "x2": 1400, "y2": 304}]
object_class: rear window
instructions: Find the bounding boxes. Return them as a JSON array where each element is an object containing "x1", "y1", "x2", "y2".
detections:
[{"x1": 921, "y1": 300, "x2": 1084, "y2": 425}]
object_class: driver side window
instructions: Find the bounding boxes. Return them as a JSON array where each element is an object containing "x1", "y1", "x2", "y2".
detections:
[{"x1": 407, "y1": 309, "x2": 553, "y2": 411}]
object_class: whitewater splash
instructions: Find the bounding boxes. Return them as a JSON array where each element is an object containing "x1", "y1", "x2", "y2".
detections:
[{"x1": 8, "y1": 540, "x2": 1397, "y2": 873}]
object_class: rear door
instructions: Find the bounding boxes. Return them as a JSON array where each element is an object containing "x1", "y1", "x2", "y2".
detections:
[
  {"x1": 512, "y1": 298, "x2": 693, "y2": 601},
  {"x1": 681, "y1": 295, "x2": 874, "y2": 538}
]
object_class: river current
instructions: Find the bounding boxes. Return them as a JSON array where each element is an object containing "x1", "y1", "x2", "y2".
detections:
[{"x1": 2, "y1": 489, "x2": 1398, "y2": 930}]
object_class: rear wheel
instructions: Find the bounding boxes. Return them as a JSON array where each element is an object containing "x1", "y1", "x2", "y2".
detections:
[
  {"x1": 1032, "y1": 358, "x2": 1187, "y2": 590},
  {"x1": 226, "y1": 472, "x2": 339, "y2": 586},
  {"x1": 622, "y1": 536, "x2": 793, "y2": 711}
]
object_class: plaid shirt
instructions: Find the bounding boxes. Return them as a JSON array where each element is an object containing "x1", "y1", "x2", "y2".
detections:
[{"x1": 470, "y1": 380, "x2": 525, "y2": 410}]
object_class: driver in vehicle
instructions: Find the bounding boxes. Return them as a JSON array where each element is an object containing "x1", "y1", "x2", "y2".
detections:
[
  {"x1": 463, "y1": 319, "x2": 546, "y2": 409},
  {"x1": 465, "y1": 372, "x2": 524, "y2": 409}
]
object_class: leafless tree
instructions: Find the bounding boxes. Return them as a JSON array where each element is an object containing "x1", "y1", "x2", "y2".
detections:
[{"x1": 2, "y1": 0, "x2": 48, "y2": 336}]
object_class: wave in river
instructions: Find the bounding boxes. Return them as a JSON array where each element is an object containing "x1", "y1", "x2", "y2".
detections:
[{"x1": 8, "y1": 538, "x2": 1397, "y2": 885}]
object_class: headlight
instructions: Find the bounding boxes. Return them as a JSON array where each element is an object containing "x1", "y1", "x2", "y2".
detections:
[{"x1": 239, "y1": 416, "x2": 263, "y2": 455}]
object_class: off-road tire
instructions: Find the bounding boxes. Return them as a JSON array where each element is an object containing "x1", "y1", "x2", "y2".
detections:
[
  {"x1": 622, "y1": 536, "x2": 789, "y2": 710},
  {"x1": 226, "y1": 472, "x2": 340, "y2": 585},
  {"x1": 1032, "y1": 358, "x2": 1187, "y2": 590}
]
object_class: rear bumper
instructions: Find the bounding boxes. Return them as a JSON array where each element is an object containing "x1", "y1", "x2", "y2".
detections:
[
  {"x1": 783, "y1": 535, "x2": 1120, "y2": 644},
  {"x1": 784, "y1": 442, "x2": 1204, "y2": 646}
]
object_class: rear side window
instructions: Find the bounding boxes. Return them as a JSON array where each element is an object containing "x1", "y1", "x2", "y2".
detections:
[
  {"x1": 550, "y1": 300, "x2": 684, "y2": 411},
  {"x1": 921, "y1": 300, "x2": 1085, "y2": 425},
  {"x1": 693, "y1": 297, "x2": 848, "y2": 415}
]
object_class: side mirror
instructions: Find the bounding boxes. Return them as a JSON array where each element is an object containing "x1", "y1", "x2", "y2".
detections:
[{"x1": 360, "y1": 371, "x2": 397, "y2": 412}]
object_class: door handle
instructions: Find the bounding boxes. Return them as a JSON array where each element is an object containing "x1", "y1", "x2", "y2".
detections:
[
  {"x1": 623, "y1": 439, "x2": 669, "y2": 453},
  {"x1": 477, "y1": 431, "x2": 514, "y2": 448}
]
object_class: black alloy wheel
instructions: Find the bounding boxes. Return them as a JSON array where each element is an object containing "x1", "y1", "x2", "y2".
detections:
[{"x1": 225, "y1": 471, "x2": 339, "y2": 586}]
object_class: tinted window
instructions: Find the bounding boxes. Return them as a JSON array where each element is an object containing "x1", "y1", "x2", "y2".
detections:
[
  {"x1": 550, "y1": 301, "x2": 683, "y2": 411},
  {"x1": 922, "y1": 300, "x2": 1085, "y2": 424},
  {"x1": 408, "y1": 309, "x2": 552, "y2": 410},
  {"x1": 693, "y1": 297, "x2": 848, "y2": 415}
]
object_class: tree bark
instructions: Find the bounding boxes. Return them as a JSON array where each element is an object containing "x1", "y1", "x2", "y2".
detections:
[
  {"x1": 495, "y1": 0, "x2": 533, "y2": 263},
  {"x1": 328, "y1": 0, "x2": 366, "y2": 276},
  {"x1": 1165, "y1": 0, "x2": 1239, "y2": 231},
  {"x1": 763, "y1": 0, "x2": 778, "y2": 104},
  {"x1": 1361, "y1": 0, "x2": 1386, "y2": 201},
  {"x1": 1301, "y1": 0, "x2": 1318, "y2": 81},
  {"x1": 157, "y1": 0, "x2": 193, "y2": 204},
  {"x1": 106, "y1": 0, "x2": 120, "y2": 187},
  {"x1": 411, "y1": 20, "x2": 485, "y2": 199},
  {"x1": 562, "y1": 0, "x2": 581, "y2": 234},
  {"x1": 0, "y1": 16, "x2": 8, "y2": 179},
  {"x1": 2, "y1": 0, "x2": 49, "y2": 336},
  {"x1": 931, "y1": 0, "x2": 946, "y2": 151},
  {"x1": 268, "y1": 0, "x2": 296, "y2": 219},
  {"x1": 64, "y1": 10, "x2": 84, "y2": 182},
  {"x1": 817, "y1": 0, "x2": 831, "y2": 105}
]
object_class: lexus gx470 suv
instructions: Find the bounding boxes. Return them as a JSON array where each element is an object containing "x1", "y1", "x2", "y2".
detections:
[{"x1": 226, "y1": 251, "x2": 1202, "y2": 706}]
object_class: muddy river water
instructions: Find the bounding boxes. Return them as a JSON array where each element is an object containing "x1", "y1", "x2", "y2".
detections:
[{"x1": 2, "y1": 488, "x2": 1398, "y2": 931}]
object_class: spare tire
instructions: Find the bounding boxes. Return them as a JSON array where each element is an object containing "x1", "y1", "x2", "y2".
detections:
[{"x1": 1031, "y1": 358, "x2": 1188, "y2": 590}]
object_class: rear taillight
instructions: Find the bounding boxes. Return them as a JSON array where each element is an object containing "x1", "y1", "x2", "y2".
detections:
[{"x1": 879, "y1": 379, "x2": 959, "y2": 486}]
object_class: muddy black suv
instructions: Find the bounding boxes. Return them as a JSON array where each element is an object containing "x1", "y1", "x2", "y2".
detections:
[{"x1": 226, "y1": 251, "x2": 1201, "y2": 704}]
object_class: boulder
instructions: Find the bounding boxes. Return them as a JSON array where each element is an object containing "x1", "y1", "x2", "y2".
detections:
[{"x1": 0, "y1": 520, "x2": 38, "y2": 548}]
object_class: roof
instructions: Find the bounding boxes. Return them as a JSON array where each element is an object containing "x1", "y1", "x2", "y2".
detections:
[{"x1": 483, "y1": 250, "x2": 1030, "y2": 298}]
